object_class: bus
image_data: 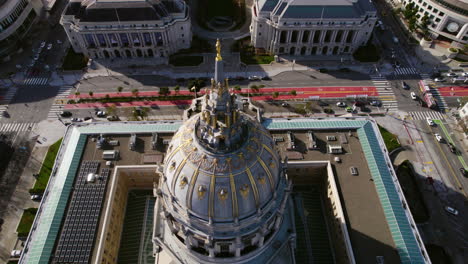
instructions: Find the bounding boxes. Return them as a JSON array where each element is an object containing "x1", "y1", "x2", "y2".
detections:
[{"x1": 418, "y1": 80, "x2": 437, "y2": 109}]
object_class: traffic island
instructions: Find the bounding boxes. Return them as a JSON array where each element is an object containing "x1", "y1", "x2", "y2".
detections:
[
  {"x1": 29, "y1": 139, "x2": 62, "y2": 195},
  {"x1": 16, "y1": 208, "x2": 38, "y2": 238}
]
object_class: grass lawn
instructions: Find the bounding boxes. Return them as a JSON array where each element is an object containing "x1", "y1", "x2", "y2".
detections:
[
  {"x1": 17, "y1": 208, "x2": 38, "y2": 237},
  {"x1": 62, "y1": 49, "x2": 88, "y2": 71},
  {"x1": 30, "y1": 139, "x2": 62, "y2": 194},
  {"x1": 353, "y1": 44, "x2": 380, "y2": 62},
  {"x1": 378, "y1": 125, "x2": 401, "y2": 152},
  {"x1": 241, "y1": 54, "x2": 274, "y2": 65},
  {"x1": 169, "y1": 55, "x2": 203, "y2": 66}
]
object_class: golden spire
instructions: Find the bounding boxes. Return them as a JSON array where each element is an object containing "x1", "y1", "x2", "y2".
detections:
[{"x1": 216, "y1": 38, "x2": 222, "y2": 61}]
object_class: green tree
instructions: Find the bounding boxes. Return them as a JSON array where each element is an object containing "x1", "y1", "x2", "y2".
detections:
[
  {"x1": 289, "y1": 90, "x2": 297, "y2": 96},
  {"x1": 250, "y1": 85, "x2": 259, "y2": 93},
  {"x1": 88, "y1": 91, "x2": 93, "y2": 97},
  {"x1": 131, "y1": 88, "x2": 139, "y2": 97},
  {"x1": 419, "y1": 15, "x2": 430, "y2": 36},
  {"x1": 273, "y1": 91, "x2": 279, "y2": 99},
  {"x1": 187, "y1": 79, "x2": 206, "y2": 97},
  {"x1": 106, "y1": 105, "x2": 116, "y2": 115},
  {"x1": 174, "y1": 85, "x2": 180, "y2": 94},
  {"x1": 117, "y1": 86, "x2": 123, "y2": 93},
  {"x1": 234, "y1": 85, "x2": 241, "y2": 92},
  {"x1": 75, "y1": 92, "x2": 80, "y2": 96},
  {"x1": 159, "y1": 87, "x2": 170, "y2": 96}
]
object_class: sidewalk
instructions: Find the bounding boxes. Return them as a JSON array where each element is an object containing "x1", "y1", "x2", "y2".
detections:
[{"x1": 0, "y1": 120, "x2": 66, "y2": 263}]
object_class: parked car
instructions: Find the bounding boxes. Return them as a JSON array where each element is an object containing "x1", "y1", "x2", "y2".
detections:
[
  {"x1": 459, "y1": 168, "x2": 467, "y2": 177},
  {"x1": 426, "y1": 118, "x2": 434, "y2": 126},
  {"x1": 370, "y1": 100, "x2": 381, "y2": 106},
  {"x1": 281, "y1": 102, "x2": 289, "y2": 107},
  {"x1": 83, "y1": 116, "x2": 92, "y2": 121},
  {"x1": 261, "y1": 76, "x2": 271, "y2": 80},
  {"x1": 47, "y1": 43, "x2": 53, "y2": 50},
  {"x1": 402, "y1": 81, "x2": 410, "y2": 89},
  {"x1": 10, "y1": 250, "x2": 22, "y2": 258},
  {"x1": 434, "y1": 133, "x2": 443, "y2": 142},
  {"x1": 410, "y1": 92, "x2": 417, "y2": 100},
  {"x1": 40, "y1": 41, "x2": 46, "y2": 48},
  {"x1": 95, "y1": 111, "x2": 107, "y2": 117},
  {"x1": 107, "y1": 115, "x2": 119, "y2": 121},
  {"x1": 445, "y1": 206, "x2": 459, "y2": 216},
  {"x1": 71, "y1": 118, "x2": 83, "y2": 122},
  {"x1": 248, "y1": 76, "x2": 261, "y2": 81},
  {"x1": 434, "y1": 78, "x2": 445, "y2": 82},
  {"x1": 31, "y1": 194, "x2": 42, "y2": 201},
  {"x1": 448, "y1": 143, "x2": 456, "y2": 153},
  {"x1": 336, "y1": 102, "x2": 346, "y2": 107},
  {"x1": 318, "y1": 101, "x2": 329, "y2": 107},
  {"x1": 446, "y1": 72, "x2": 457, "y2": 77},
  {"x1": 60, "y1": 111, "x2": 72, "y2": 117},
  {"x1": 345, "y1": 106, "x2": 353, "y2": 112},
  {"x1": 462, "y1": 72, "x2": 468, "y2": 77},
  {"x1": 33, "y1": 54, "x2": 40, "y2": 61}
]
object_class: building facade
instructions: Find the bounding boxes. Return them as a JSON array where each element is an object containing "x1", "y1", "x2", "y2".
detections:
[
  {"x1": 60, "y1": 0, "x2": 191, "y2": 61},
  {"x1": 399, "y1": 0, "x2": 468, "y2": 45},
  {"x1": 250, "y1": 0, "x2": 377, "y2": 56},
  {"x1": 0, "y1": 0, "x2": 43, "y2": 62}
]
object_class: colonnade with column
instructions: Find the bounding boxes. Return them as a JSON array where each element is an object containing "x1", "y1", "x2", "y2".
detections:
[
  {"x1": 78, "y1": 30, "x2": 176, "y2": 59},
  {"x1": 269, "y1": 28, "x2": 358, "y2": 55}
]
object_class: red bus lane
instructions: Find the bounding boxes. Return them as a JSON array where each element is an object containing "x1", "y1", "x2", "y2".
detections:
[
  {"x1": 437, "y1": 86, "x2": 468, "y2": 97},
  {"x1": 65, "y1": 86, "x2": 379, "y2": 109}
]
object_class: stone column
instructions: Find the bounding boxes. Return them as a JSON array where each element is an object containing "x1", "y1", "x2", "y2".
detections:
[
  {"x1": 331, "y1": 30, "x2": 338, "y2": 43},
  {"x1": 309, "y1": 30, "x2": 315, "y2": 44},
  {"x1": 286, "y1": 31, "x2": 292, "y2": 43},
  {"x1": 235, "y1": 236, "x2": 241, "y2": 257}
]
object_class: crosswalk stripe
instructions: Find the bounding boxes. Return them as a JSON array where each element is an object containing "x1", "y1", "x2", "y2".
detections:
[
  {"x1": 0, "y1": 122, "x2": 36, "y2": 132},
  {"x1": 408, "y1": 111, "x2": 445, "y2": 120}
]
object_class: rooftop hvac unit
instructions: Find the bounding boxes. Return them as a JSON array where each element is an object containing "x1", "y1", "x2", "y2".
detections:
[
  {"x1": 328, "y1": 145, "x2": 342, "y2": 154},
  {"x1": 129, "y1": 134, "x2": 136, "y2": 151},
  {"x1": 152, "y1": 133, "x2": 159, "y2": 150}
]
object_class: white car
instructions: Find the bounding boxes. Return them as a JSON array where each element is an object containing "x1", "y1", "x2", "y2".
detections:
[
  {"x1": 336, "y1": 102, "x2": 346, "y2": 107},
  {"x1": 462, "y1": 72, "x2": 468, "y2": 77},
  {"x1": 96, "y1": 111, "x2": 107, "y2": 117},
  {"x1": 248, "y1": 76, "x2": 261, "y2": 81},
  {"x1": 11, "y1": 250, "x2": 22, "y2": 258},
  {"x1": 33, "y1": 54, "x2": 40, "y2": 61},
  {"x1": 446, "y1": 72, "x2": 457, "y2": 77},
  {"x1": 57, "y1": 39, "x2": 62, "y2": 44},
  {"x1": 16, "y1": 64, "x2": 22, "y2": 69},
  {"x1": 434, "y1": 133, "x2": 443, "y2": 142},
  {"x1": 445, "y1": 206, "x2": 459, "y2": 216},
  {"x1": 71, "y1": 118, "x2": 83, "y2": 122},
  {"x1": 426, "y1": 118, "x2": 434, "y2": 126},
  {"x1": 47, "y1": 43, "x2": 53, "y2": 50},
  {"x1": 370, "y1": 100, "x2": 381, "y2": 106},
  {"x1": 410, "y1": 92, "x2": 417, "y2": 100},
  {"x1": 31, "y1": 194, "x2": 42, "y2": 201},
  {"x1": 434, "y1": 78, "x2": 445, "y2": 82},
  {"x1": 40, "y1": 41, "x2": 46, "y2": 48}
]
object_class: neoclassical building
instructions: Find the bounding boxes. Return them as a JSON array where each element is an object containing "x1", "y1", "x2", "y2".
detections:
[
  {"x1": 399, "y1": 0, "x2": 468, "y2": 45},
  {"x1": 0, "y1": 0, "x2": 43, "y2": 61},
  {"x1": 250, "y1": 0, "x2": 377, "y2": 56},
  {"x1": 60, "y1": 0, "x2": 191, "y2": 61}
]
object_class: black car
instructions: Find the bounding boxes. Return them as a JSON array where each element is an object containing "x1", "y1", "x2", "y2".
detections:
[
  {"x1": 261, "y1": 76, "x2": 272, "y2": 81},
  {"x1": 318, "y1": 101, "x2": 329, "y2": 107},
  {"x1": 353, "y1": 100, "x2": 366, "y2": 107},
  {"x1": 83, "y1": 116, "x2": 92, "y2": 121},
  {"x1": 402, "y1": 81, "x2": 410, "y2": 89},
  {"x1": 448, "y1": 143, "x2": 456, "y2": 153},
  {"x1": 60, "y1": 111, "x2": 72, "y2": 117},
  {"x1": 460, "y1": 168, "x2": 467, "y2": 177}
]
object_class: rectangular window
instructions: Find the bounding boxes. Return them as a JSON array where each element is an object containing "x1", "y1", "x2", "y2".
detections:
[
  {"x1": 143, "y1": 33, "x2": 152, "y2": 46},
  {"x1": 85, "y1": 34, "x2": 96, "y2": 48},
  {"x1": 131, "y1": 33, "x2": 141, "y2": 46},
  {"x1": 154, "y1": 32, "x2": 163, "y2": 46},
  {"x1": 108, "y1": 34, "x2": 118, "y2": 47},
  {"x1": 119, "y1": 33, "x2": 129, "y2": 47}
]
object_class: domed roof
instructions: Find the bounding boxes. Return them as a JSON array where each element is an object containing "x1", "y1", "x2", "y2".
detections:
[{"x1": 163, "y1": 112, "x2": 281, "y2": 223}]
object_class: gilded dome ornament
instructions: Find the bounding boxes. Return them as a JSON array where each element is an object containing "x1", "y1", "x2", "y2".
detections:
[
  {"x1": 218, "y1": 188, "x2": 228, "y2": 201},
  {"x1": 179, "y1": 176, "x2": 188, "y2": 189},
  {"x1": 239, "y1": 184, "x2": 250, "y2": 198},
  {"x1": 169, "y1": 161, "x2": 176, "y2": 172},
  {"x1": 198, "y1": 185, "x2": 207, "y2": 199}
]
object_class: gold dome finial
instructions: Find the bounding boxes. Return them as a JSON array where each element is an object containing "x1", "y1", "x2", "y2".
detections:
[{"x1": 216, "y1": 38, "x2": 222, "y2": 61}]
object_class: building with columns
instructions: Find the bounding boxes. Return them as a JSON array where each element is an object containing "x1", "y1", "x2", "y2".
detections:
[
  {"x1": 60, "y1": 0, "x2": 191, "y2": 62},
  {"x1": 250, "y1": 0, "x2": 377, "y2": 56},
  {"x1": 0, "y1": 0, "x2": 43, "y2": 62},
  {"x1": 398, "y1": 0, "x2": 468, "y2": 46}
]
